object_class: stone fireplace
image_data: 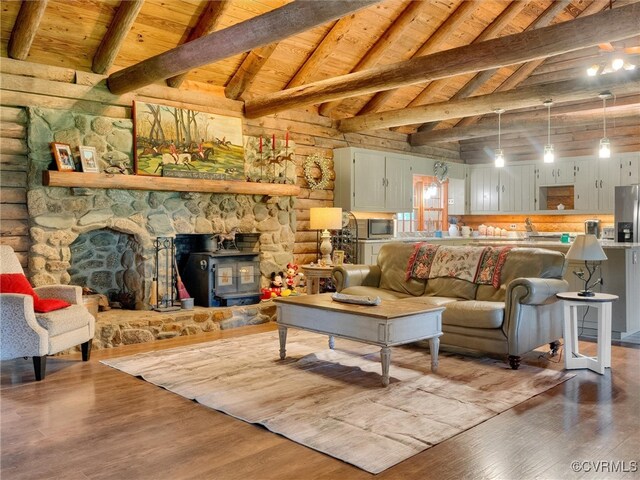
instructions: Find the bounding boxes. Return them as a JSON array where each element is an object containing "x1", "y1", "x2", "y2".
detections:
[{"x1": 25, "y1": 107, "x2": 297, "y2": 309}]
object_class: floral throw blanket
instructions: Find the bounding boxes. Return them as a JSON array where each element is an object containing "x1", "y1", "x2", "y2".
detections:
[{"x1": 406, "y1": 243, "x2": 512, "y2": 288}]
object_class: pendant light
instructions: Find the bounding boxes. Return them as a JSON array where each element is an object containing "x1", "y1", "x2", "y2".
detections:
[
  {"x1": 543, "y1": 100, "x2": 554, "y2": 163},
  {"x1": 494, "y1": 108, "x2": 505, "y2": 168},
  {"x1": 598, "y1": 91, "x2": 612, "y2": 159}
]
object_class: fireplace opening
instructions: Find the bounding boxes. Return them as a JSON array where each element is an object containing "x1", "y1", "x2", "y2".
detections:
[{"x1": 69, "y1": 229, "x2": 144, "y2": 309}]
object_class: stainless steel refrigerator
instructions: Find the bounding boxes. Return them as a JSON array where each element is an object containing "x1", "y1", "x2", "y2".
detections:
[{"x1": 614, "y1": 185, "x2": 640, "y2": 243}]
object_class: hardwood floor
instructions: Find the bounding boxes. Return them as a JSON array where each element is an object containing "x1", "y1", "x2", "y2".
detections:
[{"x1": 2, "y1": 324, "x2": 639, "y2": 480}]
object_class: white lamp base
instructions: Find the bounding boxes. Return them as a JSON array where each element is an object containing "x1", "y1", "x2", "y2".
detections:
[{"x1": 319, "y1": 229, "x2": 333, "y2": 265}]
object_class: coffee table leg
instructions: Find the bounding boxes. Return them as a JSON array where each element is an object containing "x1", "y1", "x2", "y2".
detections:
[
  {"x1": 429, "y1": 336, "x2": 440, "y2": 372},
  {"x1": 328, "y1": 335, "x2": 335, "y2": 349},
  {"x1": 380, "y1": 346, "x2": 391, "y2": 387},
  {"x1": 278, "y1": 326, "x2": 288, "y2": 360}
]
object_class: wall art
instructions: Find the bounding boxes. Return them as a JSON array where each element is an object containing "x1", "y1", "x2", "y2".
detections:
[{"x1": 133, "y1": 101, "x2": 244, "y2": 179}]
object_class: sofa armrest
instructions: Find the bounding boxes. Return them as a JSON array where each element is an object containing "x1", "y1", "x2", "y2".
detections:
[
  {"x1": 0, "y1": 293, "x2": 49, "y2": 359},
  {"x1": 507, "y1": 278, "x2": 569, "y2": 306},
  {"x1": 332, "y1": 265, "x2": 381, "y2": 292},
  {"x1": 34, "y1": 285, "x2": 82, "y2": 304}
]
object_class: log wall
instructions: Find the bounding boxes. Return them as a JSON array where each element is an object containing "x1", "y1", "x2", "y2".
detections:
[
  {"x1": 0, "y1": 58, "x2": 460, "y2": 267},
  {"x1": 0, "y1": 106, "x2": 29, "y2": 267}
]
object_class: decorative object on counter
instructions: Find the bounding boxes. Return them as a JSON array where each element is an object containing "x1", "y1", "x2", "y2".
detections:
[
  {"x1": 478, "y1": 224, "x2": 487, "y2": 236},
  {"x1": 494, "y1": 108, "x2": 505, "y2": 168},
  {"x1": 304, "y1": 153, "x2": 332, "y2": 190},
  {"x1": 310, "y1": 207, "x2": 342, "y2": 265},
  {"x1": 461, "y1": 226, "x2": 471, "y2": 237},
  {"x1": 566, "y1": 234, "x2": 607, "y2": 297},
  {"x1": 51, "y1": 142, "x2": 76, "y2": 171},
  {"x1": 598, "y1": 91, "x2": 612, "y2": 159},
  {"x1": 557, "y1": 203, "x2": 565, "y2": 210},
  {"x1": 448, "y1": 223, "x2": 459, "y2": 237},
  {"x1": 487, "y1": 226, "x2": 495, "y2": 236},
  {"x1": 543, "y1": 100, "x2": 554, "y2": 164},
  {"x1": 561, "y1": 233, "x2": 570, "y2": 243}
]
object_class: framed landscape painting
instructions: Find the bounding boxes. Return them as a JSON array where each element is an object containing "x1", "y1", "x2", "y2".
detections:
[{"x1": 133, "y1": 101, "x2": 245, "y2": 179}]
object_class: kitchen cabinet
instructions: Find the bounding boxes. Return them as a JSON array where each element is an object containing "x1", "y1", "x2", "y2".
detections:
[
  {"x1": 574, "y1": 157, "x2": 620, "y2": 212},
  {"x1": 536, "y1": 161, "x2": 575, "y2": 185},
  {"x1": 469, "y1": 164, "x2": 534, "y2": 213},
  {"x1": 334, "y1": 148, "x2": 412, "y2": 212},
  {"x1": 619, "y1": 152, "x2": 640, "y2": 186}
]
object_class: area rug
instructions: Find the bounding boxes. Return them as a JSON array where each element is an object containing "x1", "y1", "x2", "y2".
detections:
[{"x1": 102, "y1": 330, "x2": 573, "y2": 474}]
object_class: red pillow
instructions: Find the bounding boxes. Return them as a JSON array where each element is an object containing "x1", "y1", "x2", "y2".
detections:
[{"x1": 0, "y1": 273, "x2": 71, "y2": 313}]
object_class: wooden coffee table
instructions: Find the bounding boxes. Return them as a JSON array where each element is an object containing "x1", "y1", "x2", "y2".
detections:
[{"x1": 274, "y1": 293, "x2": 444, "y2": 387}]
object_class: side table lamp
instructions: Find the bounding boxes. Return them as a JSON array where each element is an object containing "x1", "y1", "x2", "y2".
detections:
[
  {"x1": 310, "y1": 207, "x2": 342, "y2": 265},
  {"x1": 565, "y1": 234, "x2": 607, "y2": 297}
]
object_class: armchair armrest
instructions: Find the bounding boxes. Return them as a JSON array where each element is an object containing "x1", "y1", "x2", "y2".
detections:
[
  {"x1": 0, "y1": 293, "x2": 48, "y2": 358},
  {"x1": 507, "y1": 278, "x2": 569, "y2": 306},
  {"x1": 34, "y1": 285, "x2": 82, "y2": 304},
  {"x1": 332, "y1": 264, "x2": 381, "y2": 292}
]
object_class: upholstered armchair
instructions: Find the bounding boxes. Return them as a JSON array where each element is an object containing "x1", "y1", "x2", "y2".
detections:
[{"x1": 0, "y1": 245, "x2": 95, "y2": 380}]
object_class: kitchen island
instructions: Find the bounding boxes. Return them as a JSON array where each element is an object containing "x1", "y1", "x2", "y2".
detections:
[{"x1": 357, "y1": 237, "x2": 640, "y2": 340}]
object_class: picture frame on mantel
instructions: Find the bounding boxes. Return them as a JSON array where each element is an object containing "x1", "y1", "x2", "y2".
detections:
[
  {"x1": 132, "y1": 100, "x2": 244, "y2": 179},
  {"x1": 51, "y1": 142, "x2": 76, "y2": 172},
  {"x1": 78, "y1": 146, "x2": 100, "y2": 173}
]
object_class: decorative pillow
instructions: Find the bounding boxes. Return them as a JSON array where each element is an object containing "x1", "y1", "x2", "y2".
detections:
[{"x1": 0, "y1": 273, "x2": 71, "y2": 313}]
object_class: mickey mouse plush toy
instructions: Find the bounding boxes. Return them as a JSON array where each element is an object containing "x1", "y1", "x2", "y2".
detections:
[{"x1": 262, "y1": 271, "x2": 284, "y2": 298}]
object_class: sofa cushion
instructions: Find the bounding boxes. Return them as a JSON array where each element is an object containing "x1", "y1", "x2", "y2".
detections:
[
  {"x1": 424, "y1": 278, "x2": 477, "y2": 300},
  {"x1": 442, "y1": 301, "x2": 505, "y2": 329},
  {"x1": 35, "y1": 305, "x2": 93, "y2": 336},
  {"x1": 403, "y1": 296, "x2": 459, "y2": 308},
  {"x1": 341, "y1": 286, "x2": 412, "y2": 300},
  {"x1": 377, "y1": 242, "x2": 427, "y2": 296},
  {"x1": 475, "y1": 248, "x2": 567, "y2": 302}
]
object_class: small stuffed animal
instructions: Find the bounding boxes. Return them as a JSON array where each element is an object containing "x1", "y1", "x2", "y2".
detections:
[
  {"x1": 267, "y1": 271, "x2": 284, "y2": 297},
  {"x1": 285, "y1": 262, "x2": 301, "y2": 290}
]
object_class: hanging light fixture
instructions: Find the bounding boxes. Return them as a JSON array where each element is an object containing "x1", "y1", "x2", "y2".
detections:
[
  {"x1": 598, "y1": 91, "x2": 612, "y2": 159},
  {"x1": 543, "y1": 100, "x2": 554, "y2": 163},
  {"x1": 494, "y1": 108, "x2": 505, "y2": 168}
]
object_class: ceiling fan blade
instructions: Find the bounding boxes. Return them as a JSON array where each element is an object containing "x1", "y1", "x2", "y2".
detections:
[{"x1": 598, "y1": 42, "x2": 615, "y2": 52}]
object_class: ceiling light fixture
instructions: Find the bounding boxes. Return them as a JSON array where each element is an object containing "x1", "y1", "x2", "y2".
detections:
[
  {"x1": 543, "y1": 100, "x2": 554, "y2": 164},
  {"x1": 494, "y1": 108, "x2": 505, "y2": 168},
  {"x1": 598, "y1": 91, "x2": 612, "y2": 159}
]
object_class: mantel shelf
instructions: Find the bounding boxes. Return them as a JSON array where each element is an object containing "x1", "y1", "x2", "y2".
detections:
[{"x1": 42, "y1": 171, "x2": 301, "y2": 196}]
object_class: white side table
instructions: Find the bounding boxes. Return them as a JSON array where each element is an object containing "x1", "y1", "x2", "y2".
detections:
[
  {"x1": 301, "y1": 264, "x2": 334, "y2": 295},
  {"x1": 556, "y1": 292, "x2": 618, "y2": 375}
]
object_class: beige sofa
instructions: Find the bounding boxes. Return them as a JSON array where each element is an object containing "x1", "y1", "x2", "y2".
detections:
[{"x1": 332, "y1": 242, "x2": 569, "y2": 369}]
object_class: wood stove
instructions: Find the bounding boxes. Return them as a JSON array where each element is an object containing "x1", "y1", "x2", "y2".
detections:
[{"x1": 183, "y1": 251, "x2": 261, "y2": 307}]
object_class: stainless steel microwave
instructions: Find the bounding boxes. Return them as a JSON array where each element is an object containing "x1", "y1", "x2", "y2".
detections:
[{"x1": 356, "y1": 218, "x2": 394, "y2": 239}]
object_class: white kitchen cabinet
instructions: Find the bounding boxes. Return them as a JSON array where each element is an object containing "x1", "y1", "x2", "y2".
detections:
[
  {"x1": 574, "y1": 157, "x2": 620, "y2": 212},
  {"x1": 334, "y1": 148, "x2": 413, "y2": 213},
  {"x1": 469, "y1": 164, "x2": 534, "y2": 213},
  {"x1": 619, "y1": 152, "x2": 640, "y2": 186},
  {"x1": 536, "y1": 161, "x2": 575, "y2": 185},
  {"x1": 447, "y1": 177, "x2": 466, "y2": 215}
]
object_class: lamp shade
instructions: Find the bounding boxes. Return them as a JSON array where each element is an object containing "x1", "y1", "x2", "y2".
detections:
[
  {"x1": 566, "y1": 234, "x2": 608, "y2": 261},
  {"x1": 310, "y1": 207, "x2": 342, "y2": 230}
]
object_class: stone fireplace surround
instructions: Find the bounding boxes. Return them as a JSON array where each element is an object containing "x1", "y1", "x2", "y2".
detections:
[{"x1": 25, "y1": 107, "x2": 295, "y2": 348}]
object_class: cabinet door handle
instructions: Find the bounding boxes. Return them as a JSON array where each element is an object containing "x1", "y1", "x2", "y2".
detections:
[
  {"x1": 595, "y1": 180, "x2": 598, "y2": 188},
  {"x1": 600, "y1": 180, "x2": 603, "y2": 188},
  {"x1": 552, "y1": 169, "x2": 555, "y2": 177},
  {"x1": 501, "y1": 185, "x2": 505, "y2": 192}
]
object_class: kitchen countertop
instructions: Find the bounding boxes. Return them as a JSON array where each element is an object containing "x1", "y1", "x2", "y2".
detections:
[{"x1": 358, "y1": 237, "x2": 640, "y2": 249}]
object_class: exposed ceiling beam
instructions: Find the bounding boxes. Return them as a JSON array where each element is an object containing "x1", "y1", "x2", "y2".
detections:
[
  {"x1": 451, "y1": 0, "x2": 610, "y2": 130},
  {"x1": 166, "y1": 0, "x2": 230, "y2": 88},
  {"x1": 92, "y1": 0, "x2": 145, "y2": 74},
  {"x1": 224, "y1": 43, "x2": 278, "y2": 100},
  {"x1": 406, "y1": 0, "x2": 527, "y2": 111},
  {"x1": 244, "y1": 3, "x2": 640, "y2": 119},
  {"x1": 285, "y1": 14, "x2": 356, "y2": 89},
  {"x1": 318, "y1": 0, "x2": 428, "y2": 117},
  {"x1": 410, "y1": 95, "x2": 640, "y2": 144},
  {"x1": 8, "y1": 0, "x2": 48, "y2": 60},
  {"x1": 413, "y1": 0, "x2": 568, "y2": 132},
  {"x1": 336, "y1": 70, "x2": 639, "y2": 133},
  {"x1": 356, "y1": 0, "x2": 477, "y2": 116},
  {"x1": 106, "y1": 0, "x2": 379, "y2": 95}
]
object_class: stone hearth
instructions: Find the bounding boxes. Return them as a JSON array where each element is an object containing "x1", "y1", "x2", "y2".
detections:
[{"x1": 91, "y1": 301, "x2": 277, "y2": 350}]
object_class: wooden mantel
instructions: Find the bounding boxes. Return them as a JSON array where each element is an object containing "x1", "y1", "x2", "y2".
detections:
[{"x1": 43, "y1": 171, "x2": 301, "y2": 196}]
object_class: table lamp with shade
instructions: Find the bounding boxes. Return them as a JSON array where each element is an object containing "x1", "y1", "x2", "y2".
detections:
[
  {"x1": 310, "y1": 207, "x2": 342, "y2": 265},
  {"x1": 565, "y1": 234, "x2": 607, "y2": 297}
]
